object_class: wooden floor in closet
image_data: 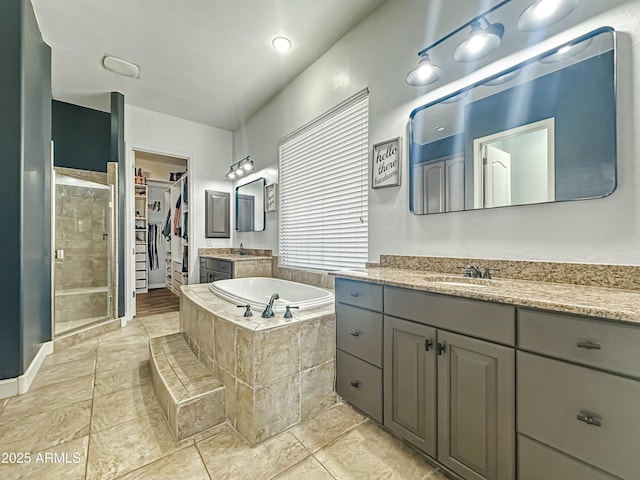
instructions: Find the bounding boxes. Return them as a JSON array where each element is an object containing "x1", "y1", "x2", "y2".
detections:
[{"x1": 135, "y1": 288, "x2": 180, "y2": 318}]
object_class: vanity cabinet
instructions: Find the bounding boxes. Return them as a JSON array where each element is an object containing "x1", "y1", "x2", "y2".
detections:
[
  {"x1": 517, "y1": 308, "x2": 640, "y2": 480},
  {"x1": 383, "y1": 287, "x2": 515, "y2": 480},
  {"x1": 199, "y1": 257, "x2": 233, "y2": 283},
  {"x1": 336, "y1": 278, "x2": 515, "y2": 480}
]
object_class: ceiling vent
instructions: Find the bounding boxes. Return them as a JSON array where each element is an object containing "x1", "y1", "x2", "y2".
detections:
[{"x1": 102, "y1": 55, "x2": 140, "y2": 78}]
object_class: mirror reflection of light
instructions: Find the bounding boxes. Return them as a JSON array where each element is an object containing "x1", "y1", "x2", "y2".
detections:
[{"x1": 533, "y1": 0, "x2": 559, "y2": 19}]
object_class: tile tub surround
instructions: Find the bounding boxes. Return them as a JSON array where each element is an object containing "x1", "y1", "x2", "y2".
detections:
[
  {"x1": 380, "y1": 255, "x2": 640, "y2": 291},
  {"x1": 180, "y1": 284, "x2": 337, "y2": 446},
  {"x1": 333, "y1": 267, "x2": 640, "y2": 324}
]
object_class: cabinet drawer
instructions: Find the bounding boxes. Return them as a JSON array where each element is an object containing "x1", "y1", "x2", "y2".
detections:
[
  {"x1": 335, "y1": 278, "x2": 383, "y2": 311},
  {"x1": 518, "y1": 308, "x2": 640, "y2": 379},
  {"x1": 135, "y1": 261, "x2": 146, "y2": 271},
  {"x1": 517, "y1": 352, "x2": 640, "y2": 480},
  {"x1": 135, "y1": 253, "x2": 146, "y2": 262},
  {"x1": 173, "y1": 272, "x2": 184, "y2": 284},
  {"x1": 205, "y1": 258, "x2": 232, "y2": 274},
  {"x1": 518, "y1": 434, "x2": 618, "y2": 480},
  {"x1": 135, "y1": 279, "x2": 146, "y2": 289},
  {"x1": 135, "y1": 270, "x2": 146, "y2": 280},
  {"x1": 336, "y1": 303, "x2": 383, "y2": 367},
  {"x1": 171, "y1": 278, "x2": 182, "y2": 292},
  {"x1": 384, "y1": 286, "x2": 515, "y2": 345},
  {"x1": 135, "y1": 244, "x2": 146, "y2": 253},
  {"x1": 336, "y1": 349, "x2": 382, "y2": 422}
]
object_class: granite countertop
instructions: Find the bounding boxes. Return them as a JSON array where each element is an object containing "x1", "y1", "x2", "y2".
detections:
[
  {"x1": 333, "y1": 267, "x2": 640, "y2": 324},
  {"x1": 199, "y1": 253, "x2": 273, "y2": 262}
]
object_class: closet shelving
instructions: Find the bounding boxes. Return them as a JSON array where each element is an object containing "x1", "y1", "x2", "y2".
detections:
[
  {"x1": 168, "y1": 173, "x2": 188, "y2": 295},
  {"x1": 134, "y1": 183, "x2": 148, "y2": 294}
]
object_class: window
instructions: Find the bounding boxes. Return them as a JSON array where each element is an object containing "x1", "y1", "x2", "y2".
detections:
[{"x1": 279, "y1": 90, "x2": 369, "y2": 271}]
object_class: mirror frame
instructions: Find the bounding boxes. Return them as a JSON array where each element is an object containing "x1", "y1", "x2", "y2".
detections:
[
  {"x1": 408, "y1": 26, "x2": 617, "y2": 215},
  {"x1": 235, "y1": 177, "x2": 266, "y2": 232}
]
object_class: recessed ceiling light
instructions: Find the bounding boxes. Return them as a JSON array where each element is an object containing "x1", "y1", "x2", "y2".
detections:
[
  {"x1": 102, "y1": 55, "x2": 139, "y2": 78},
  {"x1": 272, "y1": 36, "x2": 292, "y2": 52}
]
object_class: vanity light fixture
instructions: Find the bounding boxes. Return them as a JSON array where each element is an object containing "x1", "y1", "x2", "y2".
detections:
[
  {"x1": 406, "y1": 53, "x2": 443, "y2": 86},
  {"x1": 272, "y1": 36, "x2": 292, "y2": 52},
  {"x1": 453, "y1": 18, "x2": 504, "y2": 63},
  {"x1": 484, "y1": 68, "x2": 522, "y2": 86},
  {"x1": 225, "y1": 156, "x2": 255, "y2": 179},
  {"x1": 517, "y1": 0, "x2": 581, "y2": 32}
]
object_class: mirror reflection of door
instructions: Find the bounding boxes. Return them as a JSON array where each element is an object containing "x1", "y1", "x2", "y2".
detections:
[
  {"x1": 412, "y1": 154, "x2": 464, "y2": 214},
  {"x1": 237, "y1": 194, "x2": 255, "y2": 231},
  {"x1": 474, "y1": 118, "x2": 555, "y2": 208}
]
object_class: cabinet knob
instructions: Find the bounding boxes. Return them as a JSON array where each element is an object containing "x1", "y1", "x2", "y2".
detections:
[
  {"x1": 576, "y1": 340, "x2": 601, "y2": 350},
  {"x1": 350, "y1": 331, "x2": 360, "y2": 337},
  {"x1": 350, "y1": 381, "x2": 360, "y2": 389},
  {"x1": 425, "y1": 339, "x2": 433, "y2": 351},
  {"x1": 577, "y1": 413, "x2": 602, "y2": 427},
  {"x1": 349, "y1": 292, "x2": 360, "y2": 298},
  {"x1": 436, "y1": 342, "x2": 446, "y2": 356}
]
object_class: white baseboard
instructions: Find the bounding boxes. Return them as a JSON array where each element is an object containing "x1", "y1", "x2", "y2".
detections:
[
  {"x1": 121, "y1": 315, "x2": 132, "y2": 327},
  {"x1": 0, "y1": 377, "x2": 18, "y2": 399},
  {"x1": 0, "y1": 341, "x2": 53, "y2": 399},
  {"x1": 18, "y1": 341, "x2": 53, "y2": 394}
]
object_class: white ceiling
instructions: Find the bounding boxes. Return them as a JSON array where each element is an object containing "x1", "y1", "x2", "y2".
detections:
[{"x1": 31, "y1": 0, "x2": 387, "y2": 131}]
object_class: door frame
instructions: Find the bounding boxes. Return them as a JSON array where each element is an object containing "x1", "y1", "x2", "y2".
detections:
[
  {"x1": 473, "y1": 117, "x2": 555, "y2": 208},
  {"x1": 124, "y1": 142, "x2": 192, "y2": 323}
]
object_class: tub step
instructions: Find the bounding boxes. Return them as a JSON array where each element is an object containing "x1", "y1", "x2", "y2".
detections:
[{"x1": 149, "y1": 333, "x2": 225, "y2": 440}]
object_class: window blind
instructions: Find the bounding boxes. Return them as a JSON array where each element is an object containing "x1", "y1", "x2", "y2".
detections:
[{"x1": 279, "y1": 91, "x2": 369, "y2": 271}]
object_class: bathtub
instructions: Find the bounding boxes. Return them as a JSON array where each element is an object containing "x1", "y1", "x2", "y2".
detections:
[{"x1": 208, "y1": 277, "x2": 334, "y2": 313}]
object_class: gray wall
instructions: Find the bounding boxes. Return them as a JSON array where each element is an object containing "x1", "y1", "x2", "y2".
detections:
[{"x1": 0, "y1": 0, "x2": 52, "y2": 379}]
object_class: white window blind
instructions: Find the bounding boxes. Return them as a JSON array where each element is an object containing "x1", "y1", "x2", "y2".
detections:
[{"x1": 279, "y1": 91, "x2": 369, "y2": 271}]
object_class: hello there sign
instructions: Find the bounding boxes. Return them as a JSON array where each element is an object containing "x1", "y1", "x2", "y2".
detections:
[{"x1": 372, "y1": 137, "x2": 401, "y2": 188}]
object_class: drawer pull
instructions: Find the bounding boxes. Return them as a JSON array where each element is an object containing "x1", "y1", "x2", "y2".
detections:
[
  {"x1": 349, "y1": 292, "x2": 360, "y2": 298},
  {"x1": 577, "y1": 414, "x2": 602, "y2": 427},
  {"x1": 425, "y1": 338, "x2": 433, "y2": 351},
  {"x1": 350, "y1": 381, "x2": 360, "y2": 389},
  {"x1": 576, "y1": 340, "x2": 601, "y2": 350},
  {"x1": 350, "y1": 331, "x2": 360, "y2": 337},
  {"x1": 436, "y1": 342, "x2": 446, "y2": 356}
]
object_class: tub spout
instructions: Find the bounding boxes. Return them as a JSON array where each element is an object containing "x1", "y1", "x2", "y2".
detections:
[{"x1": 262, "y1": 293, "x2": 280, "y2": 318}]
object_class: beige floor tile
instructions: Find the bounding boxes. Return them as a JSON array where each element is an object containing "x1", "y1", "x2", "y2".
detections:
[
  {"x1": 96, "y1": 345, "x2": 149, "y2": 372},
  {"x1": 290, "y1": 403, "x2": 366, "y2": 452},
  {"x1": 115, "y1": 445, "x2": 209, "y2": 480},
  {"x1": 197, "y1": 424, "x2": 309, "y2": 480},
  {"x1": 94, "y1": 363, "x2": 151, "y2": 397},
  {"x1": 314, "y1": 421, "x2": 439, "y2": 480},
  {"x1": 86, "y1": 411, "x2": 191, "y2": 480},
  {"x1": 0, "y1": 399, "x2": 7, "y2": 416},
  {"x1": 274, "y1": 457, "x2": 336, "y2": 479},
  {"x1": 0, "y1": 435, "x2": 88, "y2": 480},
  {"x1": 91, "y1": 382, "x2": 161, "y2": 432},
  {"x1": 1, "y1": 375, "x2": 94, "y2": 418},
  {"x1": 31, "y1": 356, "x2": 96, "y2": 390},
  {"x1": 191, "y1": 421, "x2": 230, "y2": 443},
  {"x1": 46, "y1": 340, "x2": 99, "y2": 366},
  {"x1": 0, "y1": 400, "x2": 91, "y2": 454}
]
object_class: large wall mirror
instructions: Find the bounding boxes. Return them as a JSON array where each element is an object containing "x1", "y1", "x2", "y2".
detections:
[
  {"x1": 236, "y1": 177, "x2": 266, "y2": 231},
  {"x1": 409, "y1": 28, "x2": 616, "y2": 215}
]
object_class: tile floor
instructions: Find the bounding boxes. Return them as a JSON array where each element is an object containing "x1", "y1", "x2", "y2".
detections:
[{"x1": 0, "y1": 312, "x2": 450, "y2": 480}]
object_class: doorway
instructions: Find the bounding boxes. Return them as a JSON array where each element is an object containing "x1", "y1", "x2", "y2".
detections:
[
  {"x1": 132, "y1": 149, "x2": 188, "y2": 318},
  {"x1": 473, "y1": 118, "x2": 555, "y2": 208}
]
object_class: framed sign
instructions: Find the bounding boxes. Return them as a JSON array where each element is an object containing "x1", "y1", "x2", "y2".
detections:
[
  {"x1": 265, "y1": 183, "x2": 277, "y2": 212},
  {"x1": 372, "y1": 137, "x2": 401, "y2": 188}
]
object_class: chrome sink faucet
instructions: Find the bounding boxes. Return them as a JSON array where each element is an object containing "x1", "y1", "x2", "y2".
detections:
[
  {"x1": 262, "y1": 293, "x2": 279, "y2": 318},
  {"x1": 462, "y1": 265, "x2": 483, "y2": 278}
]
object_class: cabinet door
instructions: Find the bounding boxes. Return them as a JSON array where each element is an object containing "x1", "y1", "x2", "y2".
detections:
[
  {"x1": 383, "y1": 316, "x2": 437, "y2": 457},
  {"x1": 205, "y1": 190, "x2": 230, "y2": 238},
  {"x1": 437, "y1": 331, "x2": 515, "y2": 480}
]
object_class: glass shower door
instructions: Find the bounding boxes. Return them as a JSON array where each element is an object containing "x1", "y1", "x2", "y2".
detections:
[{"x1": 53, "y1": 173, "x2": 114, "y2": 336}]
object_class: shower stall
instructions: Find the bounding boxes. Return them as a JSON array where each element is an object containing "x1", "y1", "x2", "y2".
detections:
[{"x1": 53, "y1": 172, "x2": 115, "y2": 335}]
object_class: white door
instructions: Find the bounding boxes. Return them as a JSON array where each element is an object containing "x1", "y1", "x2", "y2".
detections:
[{"x1": 483, "y1": 145, "x2": 512, "y2": 208}]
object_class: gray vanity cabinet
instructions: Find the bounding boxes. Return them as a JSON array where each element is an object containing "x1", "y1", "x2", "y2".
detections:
[
  {"x1": 437, "y1": 330, "x2": 515, "y2": 480},
  {"x1": 383, "y1": 316, "x2": 437, "y2": 456}
]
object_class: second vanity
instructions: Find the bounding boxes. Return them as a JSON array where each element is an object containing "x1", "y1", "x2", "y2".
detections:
[{"x1": 333, "y1": 267, "x2": 640, "y2": 480}]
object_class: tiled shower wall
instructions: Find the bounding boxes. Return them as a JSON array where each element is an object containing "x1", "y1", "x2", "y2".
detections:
[{"x1": 54, "y1": 167, "x2": 112, "y2": 324}]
